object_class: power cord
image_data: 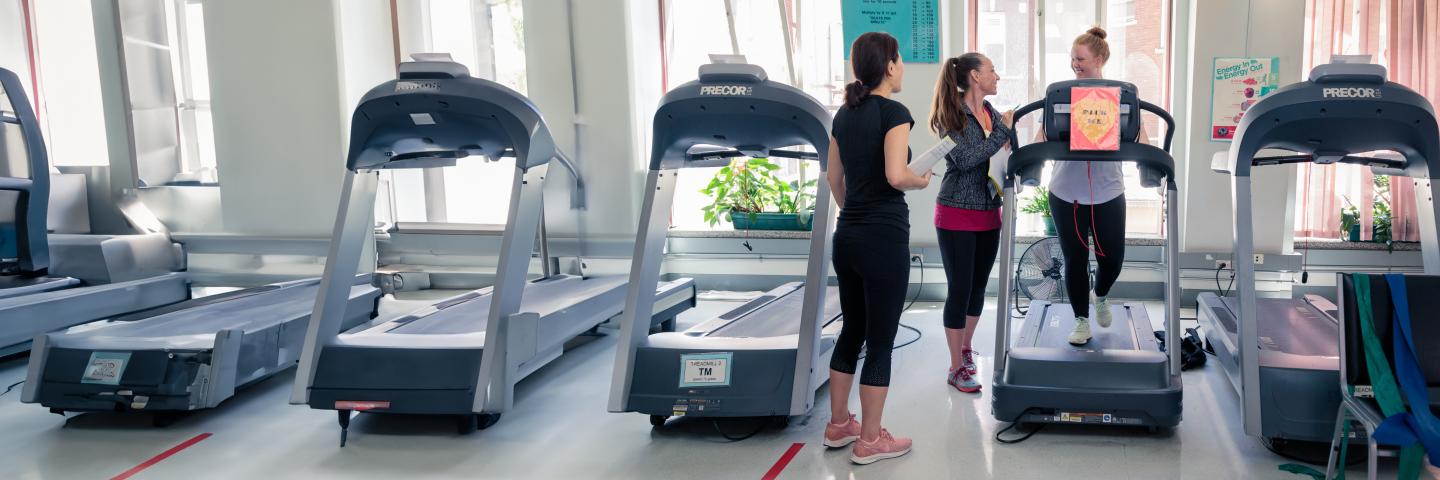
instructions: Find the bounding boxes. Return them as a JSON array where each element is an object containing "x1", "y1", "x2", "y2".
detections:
[
  {"x1": 995, "y1": 408, "x2": 1049, "y2": 444},
  {"x1": 0, "y1": 380, "x2": 22, "y2": 398},
  {"x1": 712, "y1": 418, "x2": 768, "y2": 442}
]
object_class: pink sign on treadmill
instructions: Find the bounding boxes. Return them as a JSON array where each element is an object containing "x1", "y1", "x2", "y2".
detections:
[{"x1": 1070, "y1": 86, "x2": 1121, "y2": 151}]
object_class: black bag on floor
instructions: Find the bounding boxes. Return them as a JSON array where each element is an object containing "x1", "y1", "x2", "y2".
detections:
[{"x1": 1154, "y1": 327, "x2": 1207, "y2": 370}]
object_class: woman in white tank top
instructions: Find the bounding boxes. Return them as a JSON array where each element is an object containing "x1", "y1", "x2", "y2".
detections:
[{"x1": 1042, "y1": 27, "x2": 1149, "y2": 346}]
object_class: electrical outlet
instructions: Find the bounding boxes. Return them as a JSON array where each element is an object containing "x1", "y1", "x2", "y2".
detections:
[
  {"x1": 910, "y1": 254, "x2": 924, "y2": 264},
  {"x1": 1254, "y1": 254, "x2": 1265, "y2": 265},
  {"x1": 1216, "y1": 259, "x2": 1230, "y2": 269}
]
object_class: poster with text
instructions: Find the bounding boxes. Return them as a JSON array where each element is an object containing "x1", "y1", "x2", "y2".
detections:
[
  {"x1": 1210, "y1": 57, "x2": 1280, "y2": 141},
  {"x1": 1070, "y1": 87, "x2": 1121, "y2": 151},
  {"x1": 842, "y1": 0, "x2": 940, "y2": 63}
]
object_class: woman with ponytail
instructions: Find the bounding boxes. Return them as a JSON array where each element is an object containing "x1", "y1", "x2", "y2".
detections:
[
  {"x1": 928, "y1": 53, "x2": 1013, "y2": 394},
  {"x1": 1047, "y1": 26, "x2": 1146, "y2": 346},
  {"x1": 822, "y1": 31, "x2": 930, "y2": 465}
]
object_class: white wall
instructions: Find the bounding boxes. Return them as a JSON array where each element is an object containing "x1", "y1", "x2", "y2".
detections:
[
  {"x1": 202, "y1": 0, "x2": 384, "y2": 236},
  {"x1": 1179, "y1": 0, "x2": 1304, "y2": 255},
  {"x1": 521, "y1": 0, "x2": 657, "y2": 255},
  {"x1": 0, "y1": 0, "x2": 31, "y2": 95},
  {"x1": 31, "y1": 0, "x2": 109, "y2": 167}
]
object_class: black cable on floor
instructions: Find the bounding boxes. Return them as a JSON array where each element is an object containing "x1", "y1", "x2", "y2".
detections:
[
  {"x1": 712, "y1": 418, "x2": 767, "y2": 442},
  {"x1": 995, "y1": 408, "x2": 1048, "y2": 444},
  {"x1": 1261, "y1": 436, "x2": 1367, "y2": 468},
  {"x1": 0, "y1": 380, "x2": 22, "y2": 398},
  {"x1": 889, "y1": 255, "x2": 926, "y2": 352}
]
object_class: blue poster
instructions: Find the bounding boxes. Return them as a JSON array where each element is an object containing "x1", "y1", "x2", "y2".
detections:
[{"x1": 842, "y1": 0, "x2": 941, "y2": 63}]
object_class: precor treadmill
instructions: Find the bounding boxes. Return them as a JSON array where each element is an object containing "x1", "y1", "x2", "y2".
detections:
[
  {"x1": 609, "y1": 62, "x2": 842, "y2": 425},
  {"x1": 0, "y1": 67, "x2": 189, "y2": 356},
  {"x1": 992, "y1": 79, "x2": 1183, "y2": 429},
  {"x1": 290, "y1": 57, "x2": 696, "y2": 445},
  {"x1": 1198, "y1": 60, "x2": 1440, "y2": 444}
]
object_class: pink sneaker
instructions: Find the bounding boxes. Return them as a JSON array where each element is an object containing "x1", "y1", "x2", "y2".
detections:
[
  {"x1": 850, "y1": 429, "x2": 912, "y2": 464},
  {"x1": 962, "y1": 348, "x2": 979, "y2": 375},
  {"x1": 823, "y1": 414, "x2": 861, "y2": 448}
]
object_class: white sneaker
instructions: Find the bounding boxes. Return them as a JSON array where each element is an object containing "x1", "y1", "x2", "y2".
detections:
[
  {"x1": 1095, "y1": 295, "x2": 1113, "y2": 328},
  {"x1": 1068, "y1": 317, "x2": 1092, "y2": 345}
]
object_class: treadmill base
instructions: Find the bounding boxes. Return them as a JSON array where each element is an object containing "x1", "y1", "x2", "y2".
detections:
[{"x1": 992, "y1": 380, "x2": 1182, "y2": 428}]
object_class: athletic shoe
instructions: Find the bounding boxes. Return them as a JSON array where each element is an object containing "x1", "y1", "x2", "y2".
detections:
[
  {"x1": 1095, "y1": 295, "x2": 1113, "y2": 328},
  {"x1": 949, "y1": 367, "x2": 981, "y2": 393},
  {"x1": 850, "y1": 429, "x2": 913, "y2": 465},
  {"x1": 824, "y1": 414, "x2": 861, "y2": 448},
  {"x1": 1068, "y1": 317, "x2": 1092, "y2": 345},
  {"x1": 962, "y1": 348, "x2": 979, "y2": 376}
]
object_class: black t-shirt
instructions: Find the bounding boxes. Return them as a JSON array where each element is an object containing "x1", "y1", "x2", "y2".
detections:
[{"x1": 831, "y1": 95, "x2": 912, "y2": 231}]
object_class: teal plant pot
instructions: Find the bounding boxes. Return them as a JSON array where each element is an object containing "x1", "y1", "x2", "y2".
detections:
[{"x1": 730, "y1": 211, "x2": 813, "y2": 231}]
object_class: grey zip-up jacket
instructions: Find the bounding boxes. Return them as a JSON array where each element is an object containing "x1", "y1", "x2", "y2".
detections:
[{"x1": 937, "y1": 100, "x2": 1011, "y2": 210}]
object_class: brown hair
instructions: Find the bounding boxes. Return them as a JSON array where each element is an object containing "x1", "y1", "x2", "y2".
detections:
[
  {"x1": 844, "y1": 32, "x2": 900, "y2": 108},
  {"x1": 929, "y1": 53, "x2": 985, "y2": 136},
  {"x1": 1073, "y1": 26, "x2": 1110, "y2": 63}
]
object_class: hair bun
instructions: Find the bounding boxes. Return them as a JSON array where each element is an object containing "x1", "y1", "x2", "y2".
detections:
[{"x1": 1086, "y1": 26, "x2": 1107, "y2": 39}]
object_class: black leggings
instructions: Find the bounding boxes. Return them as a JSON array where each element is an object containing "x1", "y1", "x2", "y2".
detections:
[
  {"x1": 1049, "y1": 193, "x2": 1126, "y2": 318},
  {"x1": 936, "y1": 227, "x2": 1000, "y2": 329},
  {"x1": 829, "y1": 222, "x2": 909, "y2": 387}
]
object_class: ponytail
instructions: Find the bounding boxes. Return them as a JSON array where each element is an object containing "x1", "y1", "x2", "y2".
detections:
[
  {"x1": 844, "y1": 32, "x2": 900, "y2": 108},
  {"x1": 929, "y1": 53, "x2": 985, "y2": 136}
]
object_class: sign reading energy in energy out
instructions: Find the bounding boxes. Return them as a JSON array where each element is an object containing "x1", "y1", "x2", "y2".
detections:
[{"x1": 841, "y1": 0, "x2": 940, "y2": 63}]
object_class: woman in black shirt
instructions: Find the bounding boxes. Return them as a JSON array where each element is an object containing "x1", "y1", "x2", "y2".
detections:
[{"x1": 821, "y1": 32, "x2": 931, "y2": 465}]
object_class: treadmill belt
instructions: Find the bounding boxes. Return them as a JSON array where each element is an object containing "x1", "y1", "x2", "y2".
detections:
[
  {"x1": 707, "y1": 285, "x2": 841, "y2": 338},
  {"x1": 1215, "y1": 296, "x2": 1339, "y2": 357},
  {"x1": 1031, "y1": 303, "x2": 1142, "y2": 351},
  {"x1": 382, "y1": 275, "x2": 624, "y2": 335}
]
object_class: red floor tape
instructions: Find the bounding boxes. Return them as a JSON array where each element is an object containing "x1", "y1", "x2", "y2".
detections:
[
  {"x1": 761, "y1": 442, "x2": 805, "y2": 480},
  {"x1": 112, "y1": 432, "x2": 213, "y2": 480}
]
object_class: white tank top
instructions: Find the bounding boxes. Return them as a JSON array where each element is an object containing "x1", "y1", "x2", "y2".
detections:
[{"x1": 1049, "y1": 160, "x2": 1124, "y2": 205}]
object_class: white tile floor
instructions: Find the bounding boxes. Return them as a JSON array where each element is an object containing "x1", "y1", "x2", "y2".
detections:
[{"x1": 0, "y1": 297, "x2": 1430, "y2": 479}]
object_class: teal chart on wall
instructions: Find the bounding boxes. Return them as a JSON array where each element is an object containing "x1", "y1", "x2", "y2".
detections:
[{"x1": 842, "y1": 0, "x2": 940, "y2": 63}]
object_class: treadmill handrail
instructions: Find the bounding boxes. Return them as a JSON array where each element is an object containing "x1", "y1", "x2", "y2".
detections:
[{"x1": 0, "y1": 67, "x2": 52, "y2": 274}]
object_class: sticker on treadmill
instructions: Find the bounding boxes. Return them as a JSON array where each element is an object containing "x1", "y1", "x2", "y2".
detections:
[
  {"x1": 80, "y1": 352, "x2": 132, "y2": 385},
  {"x1": 679, "y1": 352, "x2": 733, "y2": 388}
]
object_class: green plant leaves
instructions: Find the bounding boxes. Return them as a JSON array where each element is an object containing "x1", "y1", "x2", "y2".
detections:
[{"x1": 700, "y1": 157, "x2": 817, "y2": 226}]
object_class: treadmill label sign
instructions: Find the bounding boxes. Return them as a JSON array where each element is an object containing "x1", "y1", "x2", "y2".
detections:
[
  {"x1": 699, "y1": 85, "x2": 753, "y2": 96},
  {"x1": 81, "y1": 352, "x2": 131, "y2": 385},
  {"x1": 1322, "y1": 87, "x2": 1382, "y2": 99},
  {"x1": 680, "y1": 352, "x2": 733, "y2": 388},
  {"x1": 395, "y1": 81, "x2": 441, "y2": 92}
]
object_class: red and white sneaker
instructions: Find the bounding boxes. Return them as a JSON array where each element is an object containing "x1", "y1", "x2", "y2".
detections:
[
  {"x1": 962, "y1": 348, "x2": 979, "y2": 376},
  {"x1": 948, "y1": 367, "x2": 981, "y2": 393},
  {"x1": 850, "y1": 429, "x2": 913, "y2": 465},
  {"x1": 823, "y1": 414, "x2": 861, "y2": 448}
]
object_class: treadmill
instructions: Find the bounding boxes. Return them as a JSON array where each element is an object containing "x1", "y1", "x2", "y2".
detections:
[
  {"x1": 609, "y1": 62, "x2": 843, "y2": 425},
  {"x1": 0, "y1": 67, "x2": 189, "y2": 356},
  {"x1": 991, "y1": 79, "x2": 1183, "y2": 429},
  {"x1": 1198, "y1": 60, "x2": 1440, "y2": 444},
  {"x1": 290, "y1": 57, "x2": 696, "y2": 445}
]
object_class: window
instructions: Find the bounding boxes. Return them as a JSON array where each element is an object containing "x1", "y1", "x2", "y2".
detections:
[
  {"x1": 115, "y1": 0, "x2": 218, "y2": 186},
  {"x1": 975, "y1": 0, "x2": 1173, "y2": 237},
  {"x1": 1292, "y1": 0, "x2": 1428, "y2": 244},
  {"x1": 664, "y1": 0, "x2": 841, "y2": 230},
  {"x1": 380, "y1": 0, "x2": 527, "y2": 227}
]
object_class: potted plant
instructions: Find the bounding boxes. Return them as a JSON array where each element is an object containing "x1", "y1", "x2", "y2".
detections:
[
  {"x1": 701, "y1": 158, "x2": 815, "y2": 231},
  {"x1": 1340, "y1": 196, "x2": 1361, "y2": 242},
  {"x1": 1021, "y1": 186, "x2": 1056, "y2": 236}
]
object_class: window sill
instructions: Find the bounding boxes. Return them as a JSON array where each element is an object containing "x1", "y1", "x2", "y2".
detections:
[
  {"x1": 1295, "y1": 239, "x2": 1421, "y2": 252},
  {"x1": 668, "y1": 229, "x2": 812, "y2": 239}
]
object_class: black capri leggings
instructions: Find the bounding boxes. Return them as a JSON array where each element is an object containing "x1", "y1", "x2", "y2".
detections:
[
  {"x1": 936, "y1": 227, "x2": 1000, "y2": 329},
  {"x1": 1049, "y1": 192, "x2": 1126, "y2": 318},
  {"x1": 829, "y1": 222, "x2": 909, "y2": 387}
]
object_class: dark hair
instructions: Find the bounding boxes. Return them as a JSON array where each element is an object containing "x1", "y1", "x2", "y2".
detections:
[
  {"x1": 844, "y1": 32, "x2": 900, "y2": 108},
  {"x1": 930, "y1": 53, "x2": 986, "y2": 136},
  {"x1": 1074, "y1": 26, "x2": 1111, "y2": 63}
]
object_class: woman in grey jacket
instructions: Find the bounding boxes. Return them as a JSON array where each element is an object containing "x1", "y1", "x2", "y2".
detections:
[{"x1": 927, "y1": 53, "x2": 1012, "y2": 393}]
